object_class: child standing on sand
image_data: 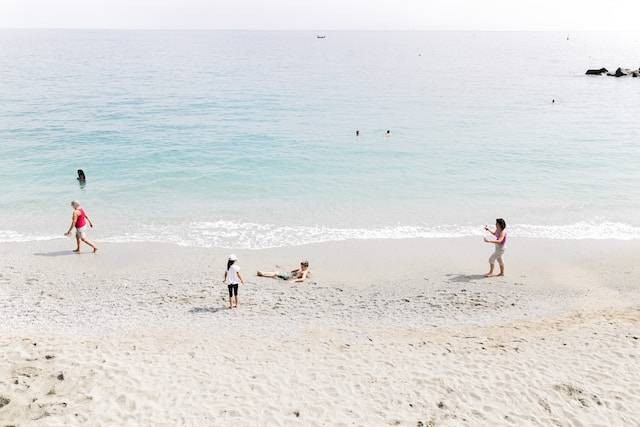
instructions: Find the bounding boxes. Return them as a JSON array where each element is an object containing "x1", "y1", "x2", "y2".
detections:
[
  {"x1": 484, "y1": 218, "x2": 507, "y2": 277},
  {"x1": 224, "y1": 254, "x2": 244, "y2": 309}
]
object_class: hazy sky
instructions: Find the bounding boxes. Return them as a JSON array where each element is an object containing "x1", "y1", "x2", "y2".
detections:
[{"x1": 2, "y1": 0, "x2": 640, "y2": 30}]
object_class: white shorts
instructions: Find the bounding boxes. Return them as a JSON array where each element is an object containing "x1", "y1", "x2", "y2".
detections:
[
  {"x1": 76, "y1": 225, "x2": 88, "y2": 236},
  {"x1": 489, "y1": 246, "x2": 505, "y2": 264}
]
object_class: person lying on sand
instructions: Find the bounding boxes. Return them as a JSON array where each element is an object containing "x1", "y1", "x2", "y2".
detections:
[
  {"x1": 483, "y1": 218, "x2": 507, "y2": 277},
  {"x1": 257, "y1": 261, "x2": 310, "y2": 283}
]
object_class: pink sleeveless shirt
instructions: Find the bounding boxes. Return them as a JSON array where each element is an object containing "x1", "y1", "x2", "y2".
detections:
[{"x1": 75, "y1": 208, "x2": 87, "y2": 228}]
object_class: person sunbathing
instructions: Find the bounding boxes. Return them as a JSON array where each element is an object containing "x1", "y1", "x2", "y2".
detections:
[{"x1": 257, "y1": 260, "x2": 310, "y2": 283}]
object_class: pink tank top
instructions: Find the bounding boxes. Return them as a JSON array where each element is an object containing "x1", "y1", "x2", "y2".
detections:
[
  {"x1": 75, "y1": 208, "x2": 87, "y2": 228},
  {"x1": 495, "y1": 229, "x2": 506, "y2": 246}
]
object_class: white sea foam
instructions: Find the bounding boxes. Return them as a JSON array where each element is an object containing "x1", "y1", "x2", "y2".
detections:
[
  {"x1": 3, "y1": 221, "x2": 639, "y2": 249},
  {"x1": 98, "y1": 220, "x2": 640, "y2": 249},
  {"x1": 511, "y1": 222, "x2": 640, "y2": 240},
  {"x1": 0, "y1": 230, "x2": 62, "y2": 243}
]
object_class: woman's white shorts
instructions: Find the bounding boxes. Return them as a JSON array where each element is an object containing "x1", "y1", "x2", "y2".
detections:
[{"x1": 489, "y1": 246, "x2": 505, "y2": 264}]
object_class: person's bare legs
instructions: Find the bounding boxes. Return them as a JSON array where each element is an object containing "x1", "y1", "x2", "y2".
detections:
[
  {"x1": 73, "y1": 234, "x2": 81, "y2": 252},
  {"x1": 497, "y1": 257, "x2": 505, "y2": 276},
  {"x1": 234, "y1": 294, "x2": 238, "y2": 308},
  {"x1": 257, "y1": 271, "x2": 277, "y2": 278},
  {"x1": 484, "y1": 263, "x2": 495, "y2": 277},
  {"x1": 228, "y1": 293, "x2": 233, "y2": 309},
  {"x1": 80, "y1": 236, "x2": 98, "y2": 253}
]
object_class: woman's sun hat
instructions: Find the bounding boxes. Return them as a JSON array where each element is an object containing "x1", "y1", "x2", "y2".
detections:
[{"x1": 228, "y1": 254, "x2": 238, "y2": 261}]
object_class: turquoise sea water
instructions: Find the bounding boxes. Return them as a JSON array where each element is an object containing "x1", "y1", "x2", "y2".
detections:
[{"x1": 1, "y1": 30, "x2": 640, "y2": 248}]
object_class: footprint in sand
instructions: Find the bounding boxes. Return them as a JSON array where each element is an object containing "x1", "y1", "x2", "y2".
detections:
[
  {"x1": 553, "y1": 383, "x2": 602, "y2": 407},
  {"x1": 538, "y1": 398, "x2": 552, "y2": 414},
  {"x1": 13, "y1": 366, "x2": 42, "y2": 379},
  {"x1": 116, "y1": 394, "x2": 137, "y2": 411}
]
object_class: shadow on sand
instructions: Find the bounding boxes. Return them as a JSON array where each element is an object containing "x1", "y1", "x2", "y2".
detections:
[
  {"x1": 189, "y1": 306, "x2": 227, "y2": 314},
  {"x1": 34, "y1": 250, "x2": 81, "y2": 257},
  {"x1": 445, "y1": 274, "x2": 487, "y2": 283}
]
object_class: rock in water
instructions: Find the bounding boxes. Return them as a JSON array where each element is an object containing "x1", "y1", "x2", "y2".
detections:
[
  {"x1": 586, "y1": 67, "x2": 608, "y2": 75},
  {"x1": 608, "y1": 67, "x2": 629, "y2": 77}
]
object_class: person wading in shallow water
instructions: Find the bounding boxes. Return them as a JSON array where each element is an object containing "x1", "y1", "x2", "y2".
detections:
[
  {"x1": 64, "y1": 200, "x2": 98, "y2": 253},
  {"x1": 483, "y1": 218, "x2": 507, "y2": 277}
]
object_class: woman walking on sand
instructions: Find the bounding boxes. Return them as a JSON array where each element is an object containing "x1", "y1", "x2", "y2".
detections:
[
  {"x1": 484, "y1": 218, "x2": 507, "y2": 277},
  {"x1": 224, "y1": 254, "x2": 244, "y2": 309},
  {"x1": 64, "y1": 200, "x2": 98, "y2": 253}
]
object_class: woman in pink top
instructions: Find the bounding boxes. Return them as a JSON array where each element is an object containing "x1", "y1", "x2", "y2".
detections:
[
  {"x1": 64, "y1": 200, "x2": 98, "y2": 253},
  {"x1": 483, "y1": 218, "x2": 506, "y2": 277}
]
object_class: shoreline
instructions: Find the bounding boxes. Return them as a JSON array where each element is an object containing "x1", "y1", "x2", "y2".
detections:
[{"x1": 4, "y1": 219, "x2": 640, "y2": 249}]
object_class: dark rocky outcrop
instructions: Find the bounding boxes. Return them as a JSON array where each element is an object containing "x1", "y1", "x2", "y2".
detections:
[
  {"x1": 588, "y1": 66, "x2": 640, "y2": 78},
  {"x1": 586, "y1": 67, "x2": 608, "y2": 75},
  {"x1": 607, "y1": 67, "x2": 630, "y2": 77}
]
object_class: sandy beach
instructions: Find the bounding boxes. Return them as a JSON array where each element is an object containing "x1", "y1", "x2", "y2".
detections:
[{"x1": 0, "y1": 238, "x2": 639, "y2": 426}]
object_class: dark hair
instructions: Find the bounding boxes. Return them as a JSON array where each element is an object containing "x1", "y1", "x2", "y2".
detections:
[
  {"x1": 227, "y1": 259, "x2": 235, "y2": 271},
  {"x1": 496, "y1": 218, "x2": 506, "y2": 230}
]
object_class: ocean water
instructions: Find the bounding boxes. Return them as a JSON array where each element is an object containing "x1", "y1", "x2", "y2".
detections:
[{"x1": 1, "y1": 30, "x2": 640, "y2": 248}]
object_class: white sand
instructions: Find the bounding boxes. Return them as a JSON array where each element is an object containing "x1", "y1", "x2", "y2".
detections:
[{"x1": 1, "y1": 238, "x2": 639, "y2": 426}]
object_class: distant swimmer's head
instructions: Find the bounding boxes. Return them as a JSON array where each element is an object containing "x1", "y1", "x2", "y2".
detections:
[
  {"x1": 495, "y1": 218, "x2": 506, "y2": 230},
  {"x1": 71, "y1": 200, "x2": 80, "y2": 209},
  {"x1": 386, "y1": 130, "x2": 390, "y2": 135}
]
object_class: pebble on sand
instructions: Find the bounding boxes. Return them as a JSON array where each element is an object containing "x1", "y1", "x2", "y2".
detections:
[{"x1": 0, "y1": 396, "x2": 10, "y2": 408}]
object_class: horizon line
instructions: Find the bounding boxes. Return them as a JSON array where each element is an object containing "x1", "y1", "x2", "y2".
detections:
[{"x1": 0, "y1": 27, "x2": 635, "y2": 32}]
